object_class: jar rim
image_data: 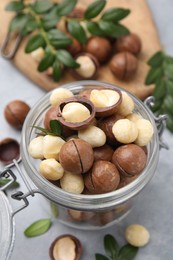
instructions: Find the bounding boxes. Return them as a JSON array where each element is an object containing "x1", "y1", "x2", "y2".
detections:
[{"x1": 21, "y1": 80, "x2": 159, "y2": 210}]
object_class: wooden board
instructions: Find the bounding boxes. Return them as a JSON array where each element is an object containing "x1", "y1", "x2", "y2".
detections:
[{"x1": 0, "y1": 0, "x2": 161, "y2": 99}]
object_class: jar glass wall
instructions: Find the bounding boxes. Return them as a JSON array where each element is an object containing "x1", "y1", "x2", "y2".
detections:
[{"x1": 21, "y1": 81, "x2": 160, "y2": 229}]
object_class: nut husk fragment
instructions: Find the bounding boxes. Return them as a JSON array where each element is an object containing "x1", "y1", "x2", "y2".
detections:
[{"x1": 49, "y1": 234, "x2": 82, "y2": 260}]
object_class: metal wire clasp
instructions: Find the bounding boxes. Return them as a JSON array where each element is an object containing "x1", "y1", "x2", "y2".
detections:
[{"x1": 144, "y1": 96, "x2": 168, "y2": 149}]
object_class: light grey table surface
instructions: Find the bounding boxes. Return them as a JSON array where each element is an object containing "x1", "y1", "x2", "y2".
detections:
[{"x1": 0, "y1": 0, "x2": 173, "y2": 259}]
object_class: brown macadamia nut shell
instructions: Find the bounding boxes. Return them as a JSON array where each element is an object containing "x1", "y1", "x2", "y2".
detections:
[{"x1": 115, "y1": 33, "x2": 142, "y2": 55}]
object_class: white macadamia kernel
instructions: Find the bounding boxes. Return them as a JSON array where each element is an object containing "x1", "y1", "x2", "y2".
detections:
[
  {"x1": 90, "y1": 89, "x2": 120, "y2": 108},
  {"x1": 62, "y1": 102, "x2": 90, "y2": 123},
  {"x1": 78, "y1": 125, "x2": 106, "y2": 148},
  {"x1": 126, "y1": 113, "x2": 142, "y2": 123},
  {"x1": 60, "y1": 171, "x2": 84, "y2": 194},
  {"x1": 112, "y1": 119, "x2": 138, "y2": 144},
  {"x1": 125, "y1": 224, "x2": 150, "y2": 247},
  {"x1": 50, "y1": 88, "x2": 74, "y2": 106},
  {"x1": 43, "y1": 135, "x2": 65, "y2": 160},
  {"x1": 75, "y1": 56, "x2": 96, "y2": 78},
  {"x1": 135, "y1": 118, "x2": 154, "y2": 146},
  {"x1": 117, "y1": 91, "x2": 135, "y2": 116},
  {"x1": 28, "y1": 136, "x2": 44, "y2": 159},
  {"x1": 30, "y1": 47, "x2": 45, "y2": 62},
  {"x1": 39, "y1": 159, "x2": 64, "y2": 181}
]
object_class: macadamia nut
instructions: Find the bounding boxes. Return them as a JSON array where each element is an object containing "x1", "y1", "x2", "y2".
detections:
[
  {"x1": 126, "y1": 113, "x2": 142, "y2": 122},
  {"x1": 90, "y1": 89, "x2": 120, "y2": 108},
  {"x1": 39, "y1": 159, "x2": 64, "y2": 181},
  {"x1": 50, "y1": 88, "x2": 74, "y2": 106},
  {"x1": 31, "y1": 47, "x2": 45, "y2": 62},
  {"x1": 78, "y1": 125, "x2": 106, "y2": 148},
  {"x1": 60, "y1": 171, "x2": 84, "y2": 194},
  {"x1": 43, "y1": 135, "x2": 65, "y2": 160},
  {"x1": 125, "y1": 224, "x2": 150, "y2": 247},
  {"x1": 62, "y1": 102, "x2": 90, "y2": 123},
  {"x1": 75, "y1": 56, "x2": 96, "y2": 78},
  {"x1": 117, "y1": 92, "x2": 135, "y2": 116},
  {"x1": 28, "y1": 136, "x2": 44, "y2": 159},
  {"x1": 112, "y1": 119, "x2": 138, "y2": 144},
  {"x1": 135, "y1": 118, "x2": 154, "y2": 146}
]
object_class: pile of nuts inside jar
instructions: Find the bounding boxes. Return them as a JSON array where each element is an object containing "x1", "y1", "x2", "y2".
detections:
[{"x1": 28, "y1": 86, "x2": 154, "y2": 195}]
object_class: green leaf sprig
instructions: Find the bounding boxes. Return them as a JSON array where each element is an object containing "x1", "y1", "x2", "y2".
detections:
[
  {"x1": 0, "y1": 179, "x2": 20, "y2": 189},
  {"x1": 32, "y1": 119, "x2": 63, "y2": 137},
  {"x1": 145, "y1": 51, "x2": 173, "y2": 132},
  {"x1": 95, "y1": 234, "x2": 138, "y2": 260},
  {"x1": 5, "y1": 0, "x2": 130, "y2": 81},
  {"x1": 24, "y1": 218, "x2": 52, "y2": 237}
]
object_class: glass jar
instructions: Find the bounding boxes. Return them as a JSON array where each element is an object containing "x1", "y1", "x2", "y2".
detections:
[{"x1": 0, "y1": 81, "x2": 167, "y2": 230}]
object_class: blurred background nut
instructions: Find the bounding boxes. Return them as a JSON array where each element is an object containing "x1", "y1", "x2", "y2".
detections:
[
  {"x1": 84, "y1": 160, "x2": 120, "y2": 194},
  {"x1": 60, "y1": 171, "x2": 84, "y2": 194},
  {"x1": 125, "y1": 224, "x2": 150, "y2": 247},
  {"x1": 115, "y1": 33, "x2": 142, "y2": 55},
  {"x1": 112, "y1": 119, "x2": 138, "y2": 144},
  {"x1": 62, "y1": 102, "x2": 90, "y2": 123},
  {"x1": 4, "y1": 100, "x2": 30, "y2": 129},
  {"x1": 135, "y1": 118, "x2": 154, "y2": 146},
  {"x1": 73, "y1": 53, "x2": 99, "y2": 79},
  {"x1": 112, "y1": 144, "x2": 147, "y2": 177},
  {"x1": 117, "y1": 91, "x2": 135, "y2": 116},
  {"x1": 59, "y1": 139, "x2": 94, "y2": 174},
  {"x1": 50, "y1": 88, "x2": 74, "y2": 106},
  {"x1": 43, "y1": 135, "x2": 65, "y2": 160},
  {"x1": 93, "y1": 144, "x2": 114, "y2": 161},
  {"x1": 0, "y1": 138, "x2": 20, "y2": 165},
  {"x1": 78, "y1": 125, "x2": 106, "y2": 148},
  {"x1": 39, "y1": 158, "x2": 64, "y2": 181},
  {"x1": 49, "y1": 234, "x2": 82, "y2": 260},
  {"x1": 67, "y1": 37, "x2": 83, "y2": 56},
  {"x1": 28, "y1": 136, "x2": 44, "y2": 159},
  {"x1": 98, "y1": 114, "x2": 124, "y2": 146},
  {"x1": 85, "y1": 36, "x2": 112, "y2": 63},
  {"x1": 109, "y1": 51, "x2": 138, "y2": 80},
  {"x1": 30, "y1": 47, "x2": 45, "y2": 62},
  {"x1": 68, "y1": 209, "x2": 94, "y2": 222}
]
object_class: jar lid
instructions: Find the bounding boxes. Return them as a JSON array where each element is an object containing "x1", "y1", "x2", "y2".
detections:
[{"x1": 0, "y1": 191, "x2": 15, "y2": 260}]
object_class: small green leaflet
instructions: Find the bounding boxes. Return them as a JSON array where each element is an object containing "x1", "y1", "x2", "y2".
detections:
[
  {"x1": 84, "y1": 0, "x2": 106, "y2": 19},
  {"x1": 98, "y1": 21, "x2": 129, "y2": 38},
  {"x1": 101, "y1": 8, "x2": 130, "y2": 23},
  {"x1": 56, "y1": 0, "x2": 77, "y2": 16},
  {"x1": 32, "y1": 0, "x2": 54, "y2": 14},
  {"x1": 49, "y1": 120, "x2": 61, "y2": 136},
  {"x1": 67, "y1": 20, "x2": 87, "y2": 45},
  {"x1": 38, "y1": 53, "x2": 55, "y2": 72},
  {"x1": 0, "y1": 179, "x2": 20, "y2": 189},
  {"x1": 9, "y1": 14, "x2": 29, "y2": 33},
  {"x1": 118, "y1": 245, "x2": 138, "y2": 260},
  {"x1": 24, "y1": 218, "x2": 52, "y2": 237},
  {"x1": 5, "y1": 1, "x2": 25, "y2": 12},
  {"x1": 25, "y1": 34, "x2": 46, "y2": 53},
  {"x1": 104, "y1": 234, "x2": 119, "y2": 259},
  {"x1": 56, "y1": 49, "x2": 80, "y2": 68},
  {"x1": 53, "y1": 60, "x2": 62, "y2": 82}
]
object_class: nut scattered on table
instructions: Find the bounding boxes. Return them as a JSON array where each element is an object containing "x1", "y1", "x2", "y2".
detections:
[
  {"x1": 0, "y1": 138, "x2": 20, "y2": 165},
  {"x1": 125, "y1": 224, "x2": 150, "y2": 247},
  {"x1": 4, "y1": 100, "x2": 30, "y2": 129},
  {"x1": 49, "y1": 234, "x2": 82, "y2": 260},
  {"x1": 115, "y1": 33, "x2": 142, "y2": 56}
]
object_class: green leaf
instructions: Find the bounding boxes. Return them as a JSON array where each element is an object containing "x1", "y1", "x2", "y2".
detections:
[
  {"x1": 22, "y1": 17, "x2": 38, "y2": 36},
  {"x1": 56, "y1": 49, "x2": 80, "y2": 68},
  {"x1": 42, "y1": 17, "x2": 60, "y2": 30},
  {"x1": 5, "y1": 1, "x2": 25, "y2": 12},
  {"x1": 38, "y1": 52, "x2": 55, "y2": 72},
  {"x1": 56, "y1": 0, "x2": 77, "y2": 16},
  {"x1": 9, "y1": 14, "x2": 29, "y2": 32},
  {"x1": 32, "y1": 0, "x2": 54, "y2": 14},
  {"x1": 166, "y1": 80, "x2": 173, "y2": 96},
  {"x1": 104, "y1": 234, "x2": 119, "y2": 259},
  {"x1": 25, "y1": 34, "x2": 46, "y2": 53},
  {"x1": 153, "y1": 79, "x2": 166, "y2": 100},
  {"x1": 0, "y1": 179, "x2": 20, "y2": 189},
  {"x1": 98, "y1": 20, "x2": 129, "y2": 38},
  {"x1": 165, "y1": 55, "x2": 173, "y2": 64},
  {"x1": 24, "y1": 219, "x2": 52, "y2": 237},
  {"x1": 101, "y1": 8, "x2": 130, "y2": 22},
  {"x1": 118, "y1": 244, "x2": 138, "y2": 260},
  {"x1": 84, "y1": 0, "x2": 106, "y2": 19},
  {"x1": 50, "y1": 202, "x2": 59, "y2": 218},
  {"x1": 86, "y1": 21, "x2": 106, "y2": 37},
  {"x1": 162, "y1": 96, "x2": 173, "y2": 115},
  {"x1": 48, "y1": 29, "x2": 72, "y2": 48},
  {"x1": 164, "y1": 64, "x2": 173, "y2": 80},
  {"x1": 145, "y1": 67, "x2": 163, "y2": 85},
  {"x1": 95, "y1": 254, "x2": 110, "y2": 260},
  {"x1": 147, "y1": 51, "x2": 164, "y2": 68},
  {"x1": 67, "y1": 20, "x2": 87, "y2": 44},
  {"x1": 53, "y1": 60, "x2": 62, "y2": 81},
  {"x1": 49, "y1": 120, "x2": 61, "y2": 135}
]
